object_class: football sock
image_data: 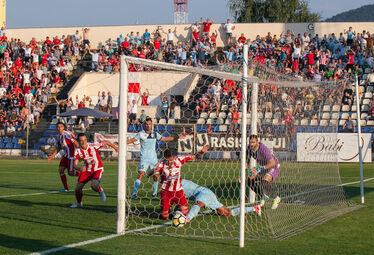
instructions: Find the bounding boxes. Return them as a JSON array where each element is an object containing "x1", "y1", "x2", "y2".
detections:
[
  {"x1": 186, "y1": 205, "x2": 200, "y2": 221},
  {"x1": 132, "y1": 179, "x2": 141, "y2": 196},
  {"x1": 60, "y1": 173, "x2": 68, "y2": 190},
  {"x1": 261, "y1": 180, "x2": 275, "y2": 198},
  {"x1": 231, "y1": 206, "x2": 255, "y2": 217},
  {"x1": 75, "y1": 191, "x2": 83, "y2": 204},
  {"x1": 152, "y1": 181, "x2": 158, "y2": 196},
  {"x1": 98, "y1": 186, "x2": 102, "y2": 193}
]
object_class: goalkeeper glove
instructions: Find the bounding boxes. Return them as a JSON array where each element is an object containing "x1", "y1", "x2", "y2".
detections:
[{"x1": 249, "y1": 166, "x2": 264, "y2": 177}]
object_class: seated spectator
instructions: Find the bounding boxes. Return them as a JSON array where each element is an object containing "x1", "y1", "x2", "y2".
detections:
[
  {"x1": 138, "y1": 110, "x2": 147, "y2": 126},
  {"x1": 342, "y1": 116, "x2": 355, "y2": 132},
  {"x1": 80, "y1": 116, "x2": 90, "y2": 132}
]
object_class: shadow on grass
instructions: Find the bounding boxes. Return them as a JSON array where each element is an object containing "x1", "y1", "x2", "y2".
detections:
[{"x1": 0, "y1": 234, "x2": 103, "y2": 254}]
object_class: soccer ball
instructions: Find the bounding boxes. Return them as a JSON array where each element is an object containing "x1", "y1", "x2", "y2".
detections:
[{"x1": 172, "y1": 211, "x2": 187, "y2": 227}]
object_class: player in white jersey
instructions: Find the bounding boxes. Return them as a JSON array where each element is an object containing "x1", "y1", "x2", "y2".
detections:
[
  {"x1": 70, "y1": 133, "x2": 118, "y2": 208},
  {"x1": 182, "y1": 179, "x2": 261, "y2": 223},
  {"x1": 48, "y1": 122, "x2": 79, "y2": 192},
  {"x1": 127, "y1": 117, "x2": 185, "y2": 199},
  {"x1": 148, "y1": 146, "x2": 209, "y2": 220}
]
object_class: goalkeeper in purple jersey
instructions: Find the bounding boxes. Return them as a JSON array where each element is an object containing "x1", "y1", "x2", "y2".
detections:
[{"x1": 246, "y1": 135, "x2": 281, "y2": 209}]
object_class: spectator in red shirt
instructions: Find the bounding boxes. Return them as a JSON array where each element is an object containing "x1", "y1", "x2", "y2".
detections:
[
  {"x1": 201, "y1": 17, "x2": 214, "y2": 35},
  {"x1": 140, "y1": 89, "x2": 149, "y2": 106},
  {"x1": 238, "y1": 33, "x2": 247, "y2": 45}
]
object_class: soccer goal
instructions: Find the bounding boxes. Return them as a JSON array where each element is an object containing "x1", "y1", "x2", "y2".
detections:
[{"x1": 116, "y1": 46, "x2": 361, "y2": 245}]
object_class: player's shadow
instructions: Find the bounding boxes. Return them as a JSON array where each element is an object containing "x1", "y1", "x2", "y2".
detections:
[
  {"x1": 0, "y1": 233, "x2": 104, "y2": 254},
  {"x1": 0, "y1": 184, "x2": 56, "y2": 192}
]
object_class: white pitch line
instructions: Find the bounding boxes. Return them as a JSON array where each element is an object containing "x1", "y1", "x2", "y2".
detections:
[{"x1": 28, "y1": 177, "x2": 374, "y2": 255}]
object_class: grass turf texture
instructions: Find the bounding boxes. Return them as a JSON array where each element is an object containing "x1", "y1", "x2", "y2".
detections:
[{"x1": 0, "y1": 159, "x2": 373, "y2": 255}]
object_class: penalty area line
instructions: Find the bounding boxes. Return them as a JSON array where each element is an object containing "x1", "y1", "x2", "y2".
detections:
[{"x1": 28, "y1": 177, "x2": 374, "y2": 255}]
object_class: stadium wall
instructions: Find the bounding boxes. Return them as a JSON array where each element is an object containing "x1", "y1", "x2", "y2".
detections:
[{"x1": 6, "y1": 22, "x2": 374, "y2": 48}]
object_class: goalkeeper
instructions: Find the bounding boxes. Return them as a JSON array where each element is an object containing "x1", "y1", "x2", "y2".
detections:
[
  {"x1": 182, "y1": 179, "x2": 261, "y2": 222},
  {"x1": 246, "y1": 135, "x2": 281, "y2": 209}
]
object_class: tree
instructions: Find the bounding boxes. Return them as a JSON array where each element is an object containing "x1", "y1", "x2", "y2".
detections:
[{"x1": 227, "y1": 0, "x2": 321, "y2": 23}]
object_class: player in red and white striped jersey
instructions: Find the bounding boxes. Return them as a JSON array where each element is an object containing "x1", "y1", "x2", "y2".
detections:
[
  {"x1": 48, "y1": 122, "x2": 79, "y2": 192},
  {"x1": 149, "y1": 145, "x2": 209, "y2": 220},
  {"x1": 70, "y1": 133, "x2": 118, "y2": 208}
]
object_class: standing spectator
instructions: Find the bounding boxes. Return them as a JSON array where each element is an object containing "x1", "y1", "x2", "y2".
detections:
[
  {"x1": 201, "y1": 17, "x2": 214, "y2": 36},
  {"x1": 161, "y1": 27, "x2": 177, "y2": 46},
  {"x1": 229, "y1": 107, "x2": 239, "y2": 133},
  {"x1": 169, "y1": 96, "x2": 177, "y2": 119},
  {"x1": 90, "y1": 49, "x2": 99, "y2": 71},
  {"x1": 160, "y1": 93, "x2": 169, "y2": 120},
  {"x1": 140, "y1": 89, "x2": 149, "y2": 106},
  {"x1": 345, "y1": 27, "x2": 355, "y2": 46},
  {"x1": 107, "y1": 92, "x2": 113, "y2": 114},
  {"x1": 128, "y1": 99, "x2": 138, "y2": 126},
  {"x1": 224, "y1": 19, "x2": 235, "y2": 45}
]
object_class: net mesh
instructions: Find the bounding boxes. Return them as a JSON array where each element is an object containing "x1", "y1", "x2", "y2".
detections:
[{"x1": 123, "y1": 56, "x2": 361, "y2": 240}]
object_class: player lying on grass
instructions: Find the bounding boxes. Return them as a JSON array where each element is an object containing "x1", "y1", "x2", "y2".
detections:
[
  {"x1": 182, "y1": 179, "x2": 261, "y2": 222},
  {"x1": 48, "y1": 122, "x2": 80, "y2": 192},
  {"x1": 127, "y1": 117, "x2": 186, "y2": 199},
  {"x1": 70, "y1": 133, "x2": 118, "y2": 208},
  {"x1": 148, "y1": 146, "x2": 209, "y2": 220},
  {"x1": 246, "y1": 134, "x2": 281, "y2": 209}
]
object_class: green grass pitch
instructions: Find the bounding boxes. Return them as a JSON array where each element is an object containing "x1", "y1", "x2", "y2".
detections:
[{"x1": 0, "y1": 159, "x2": 373, "y2": 255}]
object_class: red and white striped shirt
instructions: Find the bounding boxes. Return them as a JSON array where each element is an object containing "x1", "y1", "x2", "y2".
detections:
[
  {"x1": 74, "y1": 143, "x2": 104, "y2": 173},
  {"x1": 58, "y1": 130, "x2": 76, "y2": 158},
  {"x1": 156, "y1": 155, "x2": 193, "y2": 192}
]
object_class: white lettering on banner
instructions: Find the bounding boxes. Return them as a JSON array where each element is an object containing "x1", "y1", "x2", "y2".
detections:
[{"x1": 297, "y1": 133, "x2": 372, "y2": 163}]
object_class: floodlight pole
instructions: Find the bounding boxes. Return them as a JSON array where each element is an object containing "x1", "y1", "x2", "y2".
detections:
[
  {"x1": 117, "y1": 56, "x2": 128, "y2": 234},
  {"x1": 239, "y1": 45, "x2": 249, "y2": 248},
  {"x1": 355, "y1": 75, "x2": 364, "y2": 204}
]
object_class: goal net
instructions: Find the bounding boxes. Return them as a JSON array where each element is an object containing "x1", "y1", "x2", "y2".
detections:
[{"x1": 117, "y1": 54, "x2": 361, "y2": 242}]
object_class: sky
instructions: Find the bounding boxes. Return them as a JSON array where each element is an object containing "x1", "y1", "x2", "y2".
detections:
[{"x1": 5, "y1": 0, "x2": 374, "y2": 28}]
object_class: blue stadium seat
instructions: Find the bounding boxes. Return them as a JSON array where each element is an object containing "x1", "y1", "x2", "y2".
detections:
[
  {"x1": 5, "y1": 143, "x2": 13, "y2": 149},
  {"x1": 13, "y1": 144, "x2": 21, "y2": 149},
  {"x1": 317, "y1": 126, "x2": 325, "y2": 133},
  {"x1": 214, "y1": 126, "x2": 220, "y2": 132},
  {"x1": 17, "y1": 132, "x2": 24, "y2": 138},
  {"x1": 290, "y1": 141, "x2": 297, "y2": 152},
  {"x1": 164, "y1": 126, "x2": 172, "y2": 132},
  {"x1": 4, "y1": 137, "x2": 11, "y2": 143},
  {"x1": 0, "y1": 137, "x2": 2, "y2": 143},
  {"x1": 196, "y1": 125, "x2": 203, "y2": 132},
  {"x1": 48, "y1": 125, "x2": 56, "y2": 130},
  {"x1": 338, "y1": 126, "x2": 343, "y2": 132},
  {"x1": 326, "y1": 126, "x2": 333, "y2": 133},
  {"x1": 33, "y1": 143, "x2": 41, "y2": 149},
  {"x1": 128, "y1": 125, "x2": 136, "y2": 132},
  {"x1": 0, "y1": 142, "x2": 4, "y2": 149},
  {"x1": 297, "y1": 126, "x2": 306, "y2": 133},
  {"x1": 137, "y1": 125, "x2": 143, "y2": 131},
  {"x1": 52, "y1": 131, "x2": 59, "y2": 136},
  {"x1": 39, "y1": 138, "x2": 47, "y2": 145},
  {"x1": 307, "y1": 126, "x2": 316, "y2": 132},
  {"x1": 278, "y1": 126, "x2": 285, "y2": 133},
  {"x1": 12, "y1": 138, "x2": 19, "y2": 144},
  {"x1": 363, "y1": 127, "x2": 372, "y2": 133},
  {"x1": 43, "y1": 131, "x2": 50, "y2": 137},
  {"x1": 154, "y1": 126, "x2": 164, "y2": 132}
]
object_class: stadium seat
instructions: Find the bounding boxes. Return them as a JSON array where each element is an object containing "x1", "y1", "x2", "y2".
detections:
[
  {"x1": 363, "y1": 99, "x2": 371, "y2": 105},
  {"x1": 43, "y1": 131, "x2": 50, "y2": 137},
  {"x1": 340, "y1": 113, "x2": 349, "y2": 120},
  {"x1": 216, "y1": 118, "x2": 224, "y2": 125},
  {"x1": 39, "y1": 138, "x2": 47, "y2": 145},
  {"x1": 300, "y1": 119, "x2": 309, "y2": 126},
  {"x1": 52, "y1": 131, "x2": 58, "y2": 136},
  {"x1": 320, "y1": 120, "x2": 328, "y2": 126},
  {"x1": 338, "y1": 126, "x2": 343, "y2": 132},
  {"x1": 218, "y1": 112, "x2": 226, "y2": 119},
  {"x1": 332, "y1": 105, "x2": 341, "y2": 112},
  {"x1": 164, "y1": 126, "x2": 172, "y2": 132},
  {"x1": 209, "y1": 112, "x2": 217, "y2": 119},
  {"x1": 322, "y1": 113, "x2": 330, "y2": 119},
  {"x1": 351, "y1": 105, "x2": 357, "y2": 112},
  {"x1": 361, "y1": 113, "x2": 368, "y2": 119},
  {"x1": 317, "y1": 126, "x2": 325, "y2": 132},
  {"x1": 219, "y1": 125, "x2": 227, "y2": 132},
  {"x1": 200, "y1": 112, "x2": 208, "y2": 119},
  {"x1": 360, "y1": 120, "x2": 367, "y2": 126},
  {"x1": 326, "y1": 126, "x2": 333, "y2": 133},
  {"x1": 5, "y1": 143, "x2": 13, "y2": 149},
  {"x1": 367, "y1": 120, "x2": 374, "y2": 126},
  {"x1": 341, "y1": 105, "x2": 350, "y2": 112},
  {"x1": 363, "y1": 127, "x2": 372, "y2": 133},
  {"x1": 264, "y1": 112, "x2": 272, "y2": 119},
  {"x1": 154, "y1": 125, "x2": 164, "y2": 132},
  {"x1": 351, "y1": 113, "x2": 357, "y2": 119},
  {"x1": 364, "y1": 92, "x2": 373, "y2": 99},
  {"x1": 307, "y1": 126, "x2": 316, "y2": 132},
  {"x1": 224, "y1": 119, "x2": 230, "y2": 125},
  {"x1": 196, "y1": 125, "x2": 203, "y2": 132},
  {"x1": 310, "y1": 119, "x2": 318, "y2": 126},
  {"x1": 12, "y1": 138, "x2": 19, "y2": 144},
  {"x1": 339, "y1": 120, "x2": 346, "y2": 126},
  {"x1": 329, "y1": 119, "x2": 338, "y2": 126},
  {"x1": 367, "y1": 86, "x2": 374, "y2": 92},
  {"x1": 272, "y1": 119, "x2": 279, "y2": 125},
  {"x1": 49, "y1": 125, "x2": 56, "y2": 130},
  {"x1": 361, "y1": 104, "x2": 370, "y2": 112},
  {"x1": 331, "y1": 113, "x2": 339, "y2": 120},
  {"x1": 68, "y1": 118, "x2": 75, "y2": 125},
  {"x1": 167, "y1": 119, "x2": 175, "y2": 124},
  {"x1": 221, "y1": 105, "x2": 228, "y2": 111},
  {"x1": 33, "y1": 143, "x2": 41, "y2": 149},
  {"x1": 17, "y1": 132, "x2": 25, "y2": 138},
  {"x1": 158, "y1": 119, "x2": 167, "y2": 124},
  {"x1": 213, "y1": 126, "x2": 220, "y2": 132},
  {"x1": 51, "y1": 118, "x2": 58, "y2": 124},
  {"x1": 197, "y1": 118, "x2": 205, "y2": 125},
  {"x1": 128, "y1": 125, "x2": 136, "y2": 132},
  {"x1": 206, "y1": 118, "x2": 214, "y2": 125},
  {"x1": 297, "y1": 126, "x2": 306, "y2": 133},
  {"x1": 322, "y1": 105, "x2": 330, "y2": 112},
  {"x1": 13, "y1": 144, "x2": 21, "y2": 149},
  {"x1": 0, "y1": 142, "x2": 3, "y2": 149},
  {"x1": 257, "y1": 112, "x2": 264, "y2": 119},
  {"x1": 4, "y1": 137, "x2": 11, "y2": 143}
]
